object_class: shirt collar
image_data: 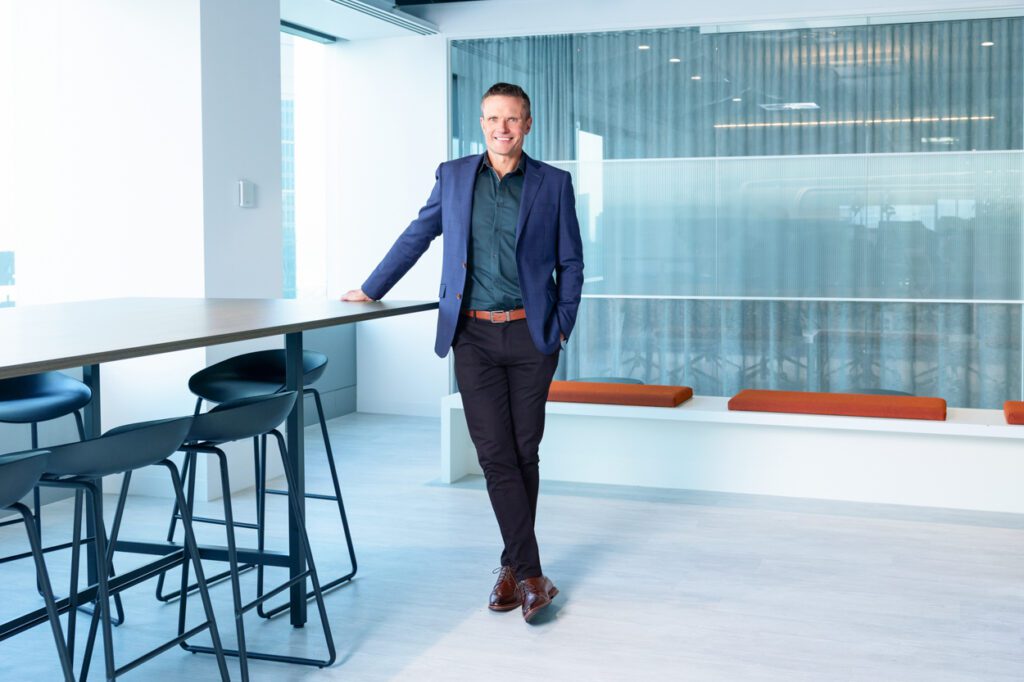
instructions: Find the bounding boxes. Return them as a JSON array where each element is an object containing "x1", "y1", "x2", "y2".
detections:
[{"x1": 479, "y1": 153, "x2": 527, "y2": 176}]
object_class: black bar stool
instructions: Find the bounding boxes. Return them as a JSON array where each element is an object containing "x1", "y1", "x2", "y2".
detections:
[
  {"x1": 157, "y1": 349, "x2": 357, "y2": 614},
  {"x1": 160, "y1": 392, "x2": 335, "y2": 679},
  {"x1": 38, "y1": 416, "x2": 230, "y2": 681},
  {"x1": 0, "y1": 372, "x2": 126, "y2": 624},
  {"x1": 0, "y1": 448, "x2": 74, "y2": 682}
]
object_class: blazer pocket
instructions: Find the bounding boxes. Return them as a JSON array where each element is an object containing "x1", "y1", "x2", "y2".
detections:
[{"x1": 439, "y1": 283, "x2": 447, "y2": 299}]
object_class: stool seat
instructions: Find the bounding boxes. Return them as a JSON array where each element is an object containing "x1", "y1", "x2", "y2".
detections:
[
  {"x1": 47, "y1": 417, "x2": 193, "y2": 477},
  {"x1": 0, "y1": 449, "x2": 49, "y2": 509},
  {"x1": 189, "y1": 350, "x2": 327, "y2": 403},
  {"x1": 0, "y1": 373, "x2": 92, "y2": 423},
  {"x1": 187, "y1": 393, "x2": 297, "y2": 445}
]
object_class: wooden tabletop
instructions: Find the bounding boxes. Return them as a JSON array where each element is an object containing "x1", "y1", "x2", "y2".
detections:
[{"x1": 0, "y1": 297, "x2": 438, "y2": 379}]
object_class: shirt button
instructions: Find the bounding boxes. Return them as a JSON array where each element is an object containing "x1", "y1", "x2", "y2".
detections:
[
  {"x1": 462, "y1": 261, "x2": 467, "y2": 269},
  {"x1": 456, "y1": 293, "x2": 462, "y2": 300}
]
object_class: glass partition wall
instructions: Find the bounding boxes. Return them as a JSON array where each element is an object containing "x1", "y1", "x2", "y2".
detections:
[{"x1": 451, "y1": 16, "x2": 1024, "y2": 408}]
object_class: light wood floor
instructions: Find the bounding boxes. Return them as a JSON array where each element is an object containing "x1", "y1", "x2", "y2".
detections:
[{"x1": 1, "y1": 413, "x2": 1022, "y2": 681}]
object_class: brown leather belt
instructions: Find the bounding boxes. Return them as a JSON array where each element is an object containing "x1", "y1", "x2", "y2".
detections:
[{"x1": 463, "y1": 308, "x2": 527, "y2": 323}]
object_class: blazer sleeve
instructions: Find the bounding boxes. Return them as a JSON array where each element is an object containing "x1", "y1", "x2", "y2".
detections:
[
  {"x1": 361, "y1": 165, "x2": 444, "y2": 300},
  {"x1": 555, "y1": 169, "x2": 585, "y2": 340}
]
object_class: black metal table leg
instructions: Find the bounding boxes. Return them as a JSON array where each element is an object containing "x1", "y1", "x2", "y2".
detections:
[
  {"x1": 285, "y1": 331, "x2": 307, "y2": 628},
  {"x1": 82, "y1": 365, "x2": 101, "y2": 589}
]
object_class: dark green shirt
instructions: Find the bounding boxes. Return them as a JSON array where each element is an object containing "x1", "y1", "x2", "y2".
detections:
[{"x1": 464, "y1": 154, "x2": 525, "y2": 311}]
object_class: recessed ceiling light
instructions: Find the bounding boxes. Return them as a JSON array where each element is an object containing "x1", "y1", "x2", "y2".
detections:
[
  {"x1": 760, "y1": 102, "x2": 819, "y2": 111},
  {"x1": 981, "y1": 41, "x2": 995, "y2": 47},
  {"x1": 732, "y1": 97, "x2": 742, "y2": 102},
  {"x1": 691, "y1": 75, "x2": 701, "y2": 81},
  {"x1": 669, "y1": 57, "x2": 681, "y2": 63},
  {"x1": 638, "y1": 45, "x2": 651, "y2": 50}
]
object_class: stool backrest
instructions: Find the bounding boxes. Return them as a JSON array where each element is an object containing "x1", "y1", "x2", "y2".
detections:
[
  {"x1": 187, "y1": 391, "x2": 298, "y2": 444},
  {"x1": 45, "y1": 416, "x2": 194, "y2": 478},
  {"x1": 0, "y1": 449, "x2": 50, "y2": 509},
  {"x1": 188, "y1": 350, "x2": 328, "y2": 402},
  {"x1": 0, "y1": 372, "x2": 92, "y2": 423}
]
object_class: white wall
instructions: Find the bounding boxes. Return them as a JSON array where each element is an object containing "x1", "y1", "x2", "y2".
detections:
[
  {"x1": 328, "y1": 35, "x2": 449, "y2": 417},
  {"x1": 200, "y1": 0, "x2": 282, "y2": 301},
  {"x1": 1, "y1": 0, "x2": 285, "y2": 499},
  {"x1": 2, "y1": 0, "x2": 207, "y2": 442}
]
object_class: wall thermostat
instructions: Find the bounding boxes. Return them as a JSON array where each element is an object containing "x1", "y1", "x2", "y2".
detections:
[{"x1": 238, "y1": 179, "x2": 256, "y2": 208}]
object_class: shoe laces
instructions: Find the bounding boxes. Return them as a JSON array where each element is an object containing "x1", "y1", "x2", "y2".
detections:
[
  {"x1": 492, "y1": 565, "x2": 515, "y2": 580},
  {"x1": 517, "y1": 576, "x2": 543, "y2": 596}
]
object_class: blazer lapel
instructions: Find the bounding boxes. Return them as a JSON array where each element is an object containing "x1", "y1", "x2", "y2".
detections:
[
  {"x1": 515, "y1": 154, "x2": 544, "y2": 245},
  {"x1": 455, "y1": 154, "x2": 485, "y2": 242}
]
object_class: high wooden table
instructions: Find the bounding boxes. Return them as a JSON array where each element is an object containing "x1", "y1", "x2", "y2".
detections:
[{"x1": 0, "y1": 297, "x2": 437, "y2": 632}]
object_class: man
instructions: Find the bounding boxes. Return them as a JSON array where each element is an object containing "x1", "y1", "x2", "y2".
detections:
[{"x1": 342, "y1": 82, "x2": 584, "y2": 623}]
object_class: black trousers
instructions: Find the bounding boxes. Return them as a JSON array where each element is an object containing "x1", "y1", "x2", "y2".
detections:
[{"x1": 452, "y1": 316, "x2": 560, "y2": 580}]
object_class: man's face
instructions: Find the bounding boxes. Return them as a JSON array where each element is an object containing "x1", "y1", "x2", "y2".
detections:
[{"x1": 480, "y1": 95, "x2": 532, "y2": 160}]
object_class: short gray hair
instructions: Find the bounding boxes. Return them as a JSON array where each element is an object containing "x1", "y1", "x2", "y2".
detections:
[{"x1": 481, "y1": 82, "x2": 531, "y2": 119}]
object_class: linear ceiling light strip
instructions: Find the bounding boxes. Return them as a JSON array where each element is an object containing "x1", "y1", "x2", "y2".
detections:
[
  {"x1": 329, "y1": 0, "x2": 438, "y2": 36},
  {"x1": 280, "y1": 20, "x2": 338, "y2": 43},
  {"x1": 714, "y1": 115, "x2": 995, "y2": 129}
]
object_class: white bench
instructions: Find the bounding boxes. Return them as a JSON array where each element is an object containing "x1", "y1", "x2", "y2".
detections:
[{"x1": 441, "y1": 392, "x2": 1024, "y2": 514}]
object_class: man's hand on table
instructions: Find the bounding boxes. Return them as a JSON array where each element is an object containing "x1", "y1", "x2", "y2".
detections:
[{"x1": 341, "y1": 289, "x2": 374, "y2": 302}]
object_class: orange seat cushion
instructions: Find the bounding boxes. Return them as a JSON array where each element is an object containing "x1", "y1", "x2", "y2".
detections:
[
  {"x1": 728, "y1": 389, "x2": 946, "y2": 421},
  {"x1": 548, "y1": 381, "x2": 693, "y2": 408},
  {"x1": 1004, "y1": 401, "x2": 1024, "y2": 425}
]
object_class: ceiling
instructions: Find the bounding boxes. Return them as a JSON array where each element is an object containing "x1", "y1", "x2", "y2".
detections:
[
  {"x1": 281, "y1": 0, "x2": 441, "y2": 39},
  {"x1": 393, "y1": 1, "x2": 485, "y2": 5}
]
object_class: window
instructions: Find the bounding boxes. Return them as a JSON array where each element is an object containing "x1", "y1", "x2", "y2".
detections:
[
  {"x1": 281, "y1": 32, "x2": 328, "y2": 299},
  {"x1": 451, "y1": 16, "x2": 1024, "y2": 408}
]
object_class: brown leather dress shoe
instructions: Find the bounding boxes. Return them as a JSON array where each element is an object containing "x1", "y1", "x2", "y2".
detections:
[
  {"x1": 488, "y1": 566, "x2": 522, "y2": 612},
  {"x1": 518, "y1": 576, "x2": 558, "y2": 623}
]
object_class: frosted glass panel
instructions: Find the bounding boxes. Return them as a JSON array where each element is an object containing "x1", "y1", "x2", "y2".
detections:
[{"x1": 554, "y1": 151, "x2": 1024, "y2": 300}]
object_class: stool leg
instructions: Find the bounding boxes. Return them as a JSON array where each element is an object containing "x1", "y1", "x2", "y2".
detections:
[
  {"x1": 11, "y1": 502, "x2": 74, "y2": 682},
  {"x1": 153, "y1": 397, "x2": 203, "y2": 602},
  {"x1": 80, "y1": 480, "x2": 116, "y2": 681},
  {"x1": 65, "y1": 487, "x2": 124, "y2": 653},
  {"x1": 311, "y1": 388, "x2": 358, "y2": 583},
  {"x1": 257, "y1": 391, "x2": 356, "y2": 620},
  {"x1": 154, "y1": 451, "x2": 192, "y2": 602},
  {"x1": 66, "y1": 489, "x2": 83, "y2": 662},
  {"x1": 161, "y1": 460, "x2": 231, "y2": 682},
  {"x1": 272, "y1": 429, "x2": 337, "y2": 667},
  {"x1": 80, "y1": 471, "x2": 131, "y2": 680},
  {"x1": 214, "y1": 448, "x2": 250, "y2": 681},
  {"x1": 73, "y1": 409, "x2": 86, "y2": 441}
]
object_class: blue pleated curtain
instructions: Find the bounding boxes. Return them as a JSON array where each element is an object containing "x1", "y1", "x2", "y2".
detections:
[{"x1": 450, "y1": 17, "x2": 1024, "y2": 408}]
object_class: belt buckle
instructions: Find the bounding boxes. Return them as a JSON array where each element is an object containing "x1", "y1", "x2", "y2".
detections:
[{"x1": 488, "y1": 310, "x2": 509, "y2": 323}]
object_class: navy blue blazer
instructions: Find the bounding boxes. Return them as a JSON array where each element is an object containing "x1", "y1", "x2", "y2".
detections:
[{"x1": 361, "y1": 153, "x2": 584, "y2": 358}]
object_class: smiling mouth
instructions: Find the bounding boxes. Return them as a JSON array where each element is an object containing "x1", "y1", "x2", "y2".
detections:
[{"x1": 494, "y1": 136, "x2": 513, "y2": 142}]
